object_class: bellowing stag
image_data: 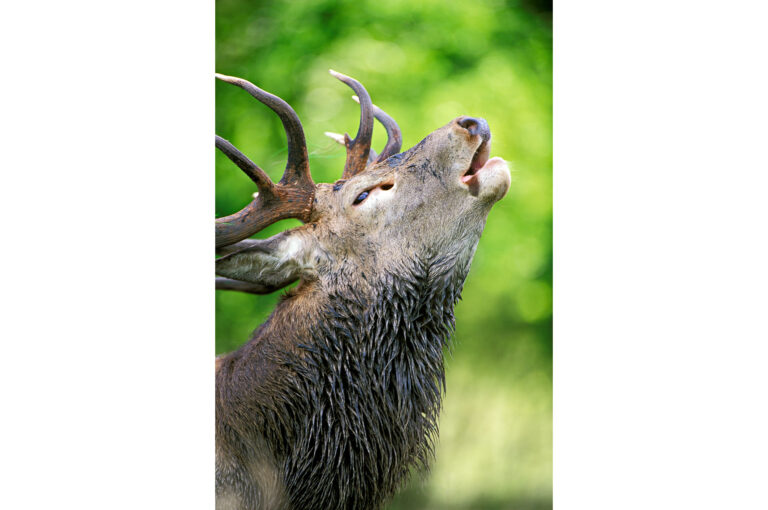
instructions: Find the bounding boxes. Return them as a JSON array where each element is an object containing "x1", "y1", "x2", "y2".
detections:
[{"x1": 215, "y1": 70, "x2": 510, "y2": 510}]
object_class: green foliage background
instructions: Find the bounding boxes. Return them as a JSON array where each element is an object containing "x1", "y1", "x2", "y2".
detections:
[{"x1": 216, "y1": 1, "x2": 551, "y2": 508}]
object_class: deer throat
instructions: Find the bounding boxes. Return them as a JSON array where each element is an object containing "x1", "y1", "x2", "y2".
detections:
[{"x1": 273, "y1": 257, "x2": 471, "y2": 509}]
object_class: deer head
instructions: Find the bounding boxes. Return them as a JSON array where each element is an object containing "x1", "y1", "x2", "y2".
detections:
[{"x1": 215, "y1": 70, "x2": 510, "y2": 294}]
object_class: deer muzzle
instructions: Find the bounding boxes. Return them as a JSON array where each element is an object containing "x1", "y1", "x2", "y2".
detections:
[{"x1": 454, "y1": 117, "x2": 510, "y2": 201}]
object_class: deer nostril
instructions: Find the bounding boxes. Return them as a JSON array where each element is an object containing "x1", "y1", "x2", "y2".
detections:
[
  {"x1": 457, "y1": 116, "x2": 491, "y2": 141},
  {"x1": 458, "y1": 117, "x2": 479, "y2": 134}
]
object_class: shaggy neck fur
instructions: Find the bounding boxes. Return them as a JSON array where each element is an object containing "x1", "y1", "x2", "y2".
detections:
[{"x1": 216, "y1": 254, "x2": 473, "y2": 510}]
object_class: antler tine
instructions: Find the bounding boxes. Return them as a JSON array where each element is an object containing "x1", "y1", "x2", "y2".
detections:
[
  {"x1": 324, "y1": 131, "x2": 347, "y2": 145},
  {"x1": 329, "y1": 70, "x2": 374, "y2": 179},
  {"x1": 216, "y1": 277, "x2": 283, "y2": 295},
  {"x1": 215, "y1": 73, "x2": 313, "y2": 189},
  {"x1": 352, "y1": 95, "x2": 402, "y2": 163},
  {"x1": 215, "y1": 135, "x2": 276, "y2": 197},
  {"x1": 326, "y1": 130, "x2": 379, "y2": 163},
  {"x1": 215, "y1": 73, "x2": 316, "y2": 248}
]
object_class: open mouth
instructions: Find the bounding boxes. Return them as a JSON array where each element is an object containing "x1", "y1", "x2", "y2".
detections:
[{"x1": 461, "y1": 138, "x2": 491, "y2": 185}]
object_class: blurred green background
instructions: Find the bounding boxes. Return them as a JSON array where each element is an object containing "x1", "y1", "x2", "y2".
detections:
[{"x1": 216, "y1": 0, "x2": 551, "y2": 508}]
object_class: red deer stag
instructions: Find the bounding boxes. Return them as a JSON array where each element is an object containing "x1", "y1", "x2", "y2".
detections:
[{"x1": 215, "y1": 70, "x2": 511, "y2": 510}]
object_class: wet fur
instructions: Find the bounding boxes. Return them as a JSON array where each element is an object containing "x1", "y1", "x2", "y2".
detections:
[{"x1": 216, "y1": 249, "x2": 475, "y2": 510}]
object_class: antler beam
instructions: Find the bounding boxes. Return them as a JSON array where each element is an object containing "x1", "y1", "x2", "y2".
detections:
[
  {"x1": 215, "y1": 73, "x2": 316, "y2": 248},
  {"x1": 329, "y1": 70, "x2": 374, "y2": 178}
]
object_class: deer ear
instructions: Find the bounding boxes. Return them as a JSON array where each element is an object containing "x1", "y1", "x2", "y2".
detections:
[{"x1": 215, "y1": 229, "x2": 317, "y2": 289}]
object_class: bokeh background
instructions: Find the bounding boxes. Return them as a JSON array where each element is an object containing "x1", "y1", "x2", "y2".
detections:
[{"x1": 215, "y1": 1, "x2": 551, "y2": 508}]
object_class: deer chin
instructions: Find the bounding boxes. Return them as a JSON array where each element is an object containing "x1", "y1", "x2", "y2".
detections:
[{"x1": 461, "y1": 156, "x2": 511, "y2": 201}]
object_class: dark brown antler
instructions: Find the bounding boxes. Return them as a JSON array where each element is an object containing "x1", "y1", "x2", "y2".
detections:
[
  {"x1": 215, "y1": 277, "x2": 284, "y2": 295},
  {"x1": 352, "y1": 95, "x2": 402, "y2": 163},
  {"x1": 215, "y1": 73, "x2": 316, "y2": 248},
  {"x1": 329, "y1": 70, "x2": 374, "y2": 179}
]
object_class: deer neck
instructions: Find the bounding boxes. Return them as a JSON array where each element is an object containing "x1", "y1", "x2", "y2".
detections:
[
  {"x1": 217, "y1": 249, "x2": 476, "y2": 509},
  {"x1": 264, "y1": 254, "x2": 471, "y2": 508}
]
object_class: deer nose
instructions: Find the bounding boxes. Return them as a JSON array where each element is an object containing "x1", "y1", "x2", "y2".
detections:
[{"x1": 456, "y1": 116, "x2": 491, "y2": 142}]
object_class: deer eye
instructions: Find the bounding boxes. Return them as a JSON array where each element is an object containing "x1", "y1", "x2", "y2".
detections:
[{"x1": 353, "y1": 190, "x2": 369, "y2": 205}]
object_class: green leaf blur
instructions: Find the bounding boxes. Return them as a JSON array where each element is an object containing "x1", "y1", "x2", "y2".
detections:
[{"x1": 216, "y1": 1, "x2": 552, "y2": 508}]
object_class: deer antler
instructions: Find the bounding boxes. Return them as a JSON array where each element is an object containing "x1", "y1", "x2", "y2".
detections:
[
  {"x1": 352, "y1": 95, "x2": 402, "y2": 163},
  {"x1": 329, "y1": 70, "x2": 374, "y2": 178},
  {"x1": 215, "y1": 73, "x2": 316, "y2": 248},
  {"x1": 215, "y1": 277, "x2": 284, "y2": 295},
  {"x1": 325, "y1": 95, "x2": 403, "y2": 166}
]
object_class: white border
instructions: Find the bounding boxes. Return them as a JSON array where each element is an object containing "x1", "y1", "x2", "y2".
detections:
[
  {"x1": 2, "y1": 0, "x2": 214, "y2": 507},
  {"x1": 555, "y1": 1, "x2": 768, "y2": 508}
]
